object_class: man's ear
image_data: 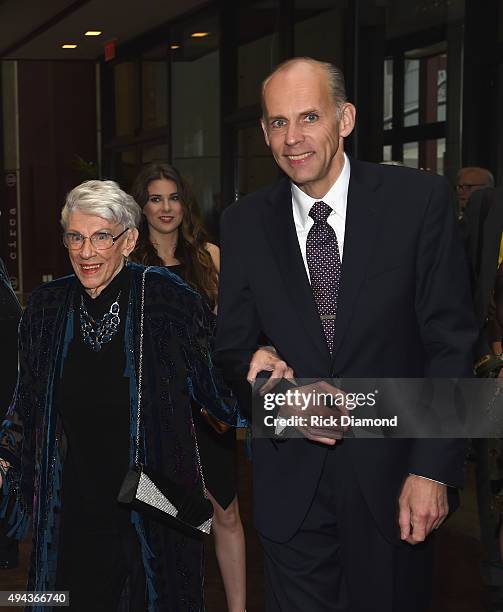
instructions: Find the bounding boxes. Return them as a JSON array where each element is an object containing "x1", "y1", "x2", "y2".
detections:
[
  {"x1": 260, "y1": 117, "x2": 271, "y2": 148},
  {"x1": 338, "y1": 103, "x2": 356, "y2": 138}
]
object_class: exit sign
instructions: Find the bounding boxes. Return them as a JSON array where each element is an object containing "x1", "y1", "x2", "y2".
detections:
[{"x1": 104, "y1": 40, "x2": 116, "y2": 62}]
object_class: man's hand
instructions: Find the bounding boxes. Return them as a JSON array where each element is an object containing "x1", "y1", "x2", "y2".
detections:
[
  {"x1": 398, "y1": 474, "x2": 448, "y2": 544},
  {"x1": 247, "y1": 346, "x2": 296, "y2": 392},
  {"x1": 277, "y1": 380, "x2": 348, "y2": 446},
  {"x1": 247, "y1": 352, "x2": 348, "y2": 445}
]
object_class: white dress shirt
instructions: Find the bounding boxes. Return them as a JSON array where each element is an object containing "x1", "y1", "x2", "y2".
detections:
[
  {"x1": 274, "y1": 157, "x2": 350, "y2": 436},
  {"x1": 291, "y1": 153, "x2": 350, "y2": 280}
]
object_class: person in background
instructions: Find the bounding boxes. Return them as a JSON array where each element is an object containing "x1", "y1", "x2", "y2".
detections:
[
  {"x1": 0, "y1": 257, "x2": 22, "y2": 569},
  {"x1": 457, "y1": 166, "x2": 494, "y2": 222},
  {"x1": 466, "y1": 185, "x2": 503, "y2": 612},
  {"x1": 131, "y1": 161, "x2": 279, "y2": 612}
]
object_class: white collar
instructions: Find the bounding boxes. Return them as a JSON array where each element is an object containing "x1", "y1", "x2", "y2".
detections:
[{"x1": 291, "y1": 153, "x2": 350, "y2": 229}]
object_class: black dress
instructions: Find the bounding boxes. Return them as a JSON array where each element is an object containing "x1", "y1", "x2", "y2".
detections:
[
  {"x1": 167, "y1": 264, "x2": 236, "y2": 509},
  {"x1": 55, "y1": 267, "x2": 146, "y2": 611}
]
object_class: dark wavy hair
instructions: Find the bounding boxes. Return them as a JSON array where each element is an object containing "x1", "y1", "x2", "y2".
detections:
[{"x1": 130, "y1": 162, "x2": 219, "y2": 307}]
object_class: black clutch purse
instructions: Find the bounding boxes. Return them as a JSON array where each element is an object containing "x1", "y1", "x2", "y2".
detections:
[
  {"x1": 118, "y1": 267, "x2": 213, "y2": 536},
  {"x1": 117, "y1": 465, "x2": 213, "y2": 536}
]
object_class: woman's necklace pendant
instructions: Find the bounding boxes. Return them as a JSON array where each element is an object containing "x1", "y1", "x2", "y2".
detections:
[{"x1": 79, "y1": 292, "x2": 121, "y2": 351}]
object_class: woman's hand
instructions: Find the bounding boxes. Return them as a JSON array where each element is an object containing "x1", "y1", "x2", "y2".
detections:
[{"x1": 247, "y1": 346, "x2": 295, "y2": 393}]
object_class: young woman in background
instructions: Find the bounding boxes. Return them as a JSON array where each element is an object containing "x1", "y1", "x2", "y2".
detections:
[{"x1": 131, "y1": 162, "x2": 248, "y2": 612}]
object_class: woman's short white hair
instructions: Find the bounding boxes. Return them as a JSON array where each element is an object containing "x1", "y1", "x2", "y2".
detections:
[{"x1": 60, "y1": 180, "x2": 141, "y2": 230}]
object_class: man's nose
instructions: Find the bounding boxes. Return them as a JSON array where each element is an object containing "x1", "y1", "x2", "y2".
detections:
[{"x1": 285, "y1": 122, "x2": 304, "y2": 146}]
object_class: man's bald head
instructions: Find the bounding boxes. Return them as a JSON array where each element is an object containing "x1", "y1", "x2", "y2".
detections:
[
  {"x1": 261, "y1": 57, "x2": 347, "y2": 119},
  {"x1": 456, "y1": 166, "x2": 495, "y2": 211}
]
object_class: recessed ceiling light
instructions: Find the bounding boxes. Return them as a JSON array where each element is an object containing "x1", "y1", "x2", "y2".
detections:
[
  {"x1": 191, "y1": 32, "x2": 210, "y2": 38},
  {"x1": 61, "y1": 44, "x2": 77, "y2": 49},
  {"x1": 85, "y1": 31, "x2": 102, "y2": 37},
  {"x1": 170, "y1": 44, "x2": 181, "y2": 50}
]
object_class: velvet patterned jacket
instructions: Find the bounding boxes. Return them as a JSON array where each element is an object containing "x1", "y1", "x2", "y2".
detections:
[
  {"x1": 0, "y1": 258, "x2": 22, "y2": 418},
  {"x1": 0, "y1": 263, "x2": 242, "y2": 610}
]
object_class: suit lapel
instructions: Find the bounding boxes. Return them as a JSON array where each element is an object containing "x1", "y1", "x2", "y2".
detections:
[
  {"x1": 262, "y1": 179, "x2": 330, "y2": 364},
  {"x1": 330, "y1": 159, "x2": 381, "y2": 370}
]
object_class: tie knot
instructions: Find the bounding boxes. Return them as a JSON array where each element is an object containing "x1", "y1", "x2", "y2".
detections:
[{"x1": 309, "y1": 200, "x2": 332, "y2": 223}]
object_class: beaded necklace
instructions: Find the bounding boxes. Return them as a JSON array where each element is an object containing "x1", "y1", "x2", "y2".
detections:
[{"x1": 79, "y1": 291, "x2": 121, "y2": 351}]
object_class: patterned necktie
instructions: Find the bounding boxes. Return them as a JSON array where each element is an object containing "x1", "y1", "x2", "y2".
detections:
[{"x1": 306, "y1": 201, "x2": 341, "y2": 353}]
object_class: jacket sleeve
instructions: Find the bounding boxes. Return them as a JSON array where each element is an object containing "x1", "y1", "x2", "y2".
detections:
[
  {"x1": 0, "y1": 303, "x2": 36, "y2": 537},
  {"x1": 183, "y1": 294, "x2": 248, "y2": 427},
  {"x1": 0, "y1": 260, "x2": 22, "y2": 418},
  {"x1": 408, "y1": 177, "x2": 478, "y2": 487},
  {"x1": 214, "y1": 206, "x2": 263, "y2": 419}
]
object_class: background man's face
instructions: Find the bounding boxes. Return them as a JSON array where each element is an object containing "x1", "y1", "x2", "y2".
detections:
[
  {"x1": 261, "y1": 64, "x2": 353, "y2": 198},
  {"x1": 456, "y1": 168, "x2": 489, "y2": 210}
]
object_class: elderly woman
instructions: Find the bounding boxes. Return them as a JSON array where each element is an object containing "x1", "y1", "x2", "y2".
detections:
[{"x1": 0, "y1": 180, "x2": 243, "y2": 611}]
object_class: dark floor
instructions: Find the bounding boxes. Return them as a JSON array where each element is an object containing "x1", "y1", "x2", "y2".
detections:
[{"x1": 0, "y1": 444, "x2": 489, "y2": 611}]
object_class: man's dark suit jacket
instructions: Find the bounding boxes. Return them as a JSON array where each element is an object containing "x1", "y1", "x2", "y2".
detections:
[{"x1": 215, "y1": 159, "x2": 477, "y2": 544}]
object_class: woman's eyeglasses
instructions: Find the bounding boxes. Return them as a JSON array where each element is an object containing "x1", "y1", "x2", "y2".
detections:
[{"x1": 63, "y1": 228, "x2": 129, "y2": 250}]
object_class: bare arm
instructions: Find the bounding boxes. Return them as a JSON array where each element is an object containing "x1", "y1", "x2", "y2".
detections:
[{"x1": 205, "y1": 242, "x2": 220, "y2": 274}]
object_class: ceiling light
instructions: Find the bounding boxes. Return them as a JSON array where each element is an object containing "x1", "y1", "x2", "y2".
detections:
[
  {"x1": 61, "y1": 44, "x2": 77, "y2": 49},
  {"x1": 170, "y1": 44, "x2": 181, "y2": 50},
  {"x1": 85, "y1": 31, "x2": 102, "y2": 36},
  {"x1": 191, "y1": 32, "x2": 210, "y2": 38}
]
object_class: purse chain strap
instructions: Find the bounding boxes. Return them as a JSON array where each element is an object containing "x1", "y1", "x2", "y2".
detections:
[
  {"x1": 134, "y1": 267, "x2": 207, "y2": 495},
  {"x1": 134, "y1": 266, "x2": 148, "y2": 466}
]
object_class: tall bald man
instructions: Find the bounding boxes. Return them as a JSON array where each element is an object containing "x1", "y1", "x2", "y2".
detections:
[{"x1": 216, "y1": 58, "x2": 477, "y2": 611}]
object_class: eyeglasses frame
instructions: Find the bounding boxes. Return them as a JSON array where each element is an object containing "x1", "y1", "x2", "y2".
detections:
[
  {"x1": 63, "y1": 227, "x2": 130, "y2": 251},
  {"x1": 456, "y1": 183, "x2": 487, "y2": 192}
]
